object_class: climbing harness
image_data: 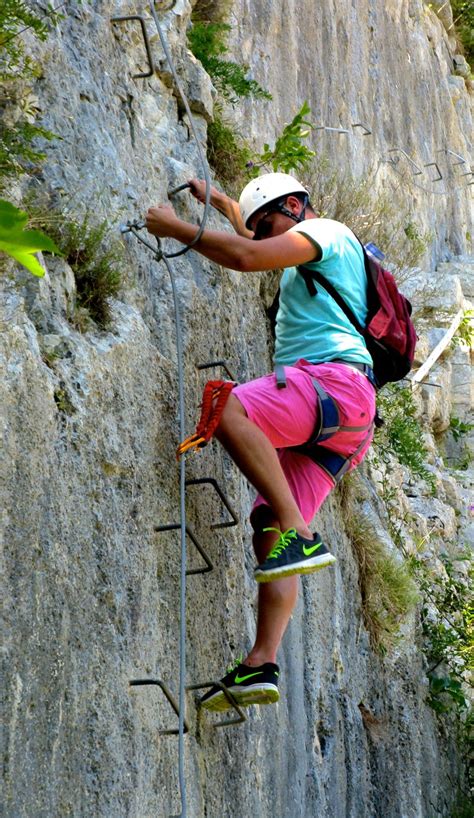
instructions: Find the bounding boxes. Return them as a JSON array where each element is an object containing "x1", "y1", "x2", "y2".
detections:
[
  {"x1": 276, "y1": 365, "x2": 376, "y2": 483},
  {"x1": 176, "y1": 380, "x2": 236, "y2": 457},
  {"x1": 301, "y1": 374, "x2": 375, "y2": 482}
]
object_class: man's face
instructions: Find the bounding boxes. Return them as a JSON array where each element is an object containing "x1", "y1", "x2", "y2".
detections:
[
  {"x1": 249, "y1": 196, "x2": 303, "y2": 240},
  {"x1": 251, "y1": 209, "x2": 287, "y2": 240}
]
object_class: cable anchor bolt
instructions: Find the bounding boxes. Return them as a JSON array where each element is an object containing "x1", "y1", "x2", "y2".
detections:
[{"x1": 387, "y1": 148, "x2": 423, "y2": 176}]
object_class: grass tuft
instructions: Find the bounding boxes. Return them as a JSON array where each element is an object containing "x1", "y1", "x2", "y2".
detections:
[
  {"x1": 352, "y1": 521, "x2": 419, "y2": 651},
  {"x1": 206, "y1": 111, "x2": 252, "y2": 193},
  {"x1": 341, "y1": 479, "x2": 419, "y2": 651},
  {"x1": 27, "y1": 202, "x2": 123, "y2": 328}
]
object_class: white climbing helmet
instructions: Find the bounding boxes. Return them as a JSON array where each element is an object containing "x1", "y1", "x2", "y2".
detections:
[{"x1": 239, "y1": 172, "x2": 309, "y2": 229}]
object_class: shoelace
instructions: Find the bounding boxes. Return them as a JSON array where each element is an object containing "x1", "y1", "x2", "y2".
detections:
[{"x1": 263, "y1": 527, "x2": 298, "y2": 559}]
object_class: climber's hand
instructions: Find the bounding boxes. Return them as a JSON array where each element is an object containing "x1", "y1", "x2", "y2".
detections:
[
  {"x1": 188, "y1": 178, "x2": 209, "y2": 203},
  {"x1": 145, "y1": 204, "x2": 178, "y2": 237}
]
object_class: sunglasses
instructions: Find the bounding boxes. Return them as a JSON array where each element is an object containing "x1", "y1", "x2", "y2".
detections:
[{"x1": 252, "y1": 209, "x2": 280, "y2": 241}]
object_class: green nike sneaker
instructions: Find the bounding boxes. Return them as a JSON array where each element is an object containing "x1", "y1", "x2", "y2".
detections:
[
  {"x1": 199, "y1": 658, "x2": 280, "y2": 712},
  {"x1": 254, "y1": 527, "x2": 336, "y2": 583}
]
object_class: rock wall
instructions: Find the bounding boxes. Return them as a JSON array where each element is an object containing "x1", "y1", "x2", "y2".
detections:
[
  {"x1": 1, "y1": 1, "x2": 473, "y2": 817},
  {"x1": 228, "y1": 0, "x2": 473, "y2": 260}
]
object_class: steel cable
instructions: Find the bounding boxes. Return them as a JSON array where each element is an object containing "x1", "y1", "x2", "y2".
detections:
[
  {"x1": 122, "y1": 3, "x2": 214, "y2": 812},
  {"x1": 149, "y1": 0, "x2": 212, "y2": 258},
  {"x1": 123, "y1": 231, "x2": 190, "y2": 818},
  {"x1": 162, "y1": 253, "x2": 188, "y2": 818},
  {"x1": 146, "y1": 4, "x2": 214, "y2": 816}
]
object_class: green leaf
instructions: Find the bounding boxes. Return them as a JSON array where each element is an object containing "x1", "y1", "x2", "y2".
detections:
[
  {"x1": 0, "y1": 199, "x2": 61, "y2": 277},
  {"x1": 0, "y1": 198, "x2": 28, "y2": 230}
]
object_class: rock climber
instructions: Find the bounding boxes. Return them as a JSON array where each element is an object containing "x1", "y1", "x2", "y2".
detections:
[{"x1": 145, "y1": 172, "x2": 376, "y2": 711}]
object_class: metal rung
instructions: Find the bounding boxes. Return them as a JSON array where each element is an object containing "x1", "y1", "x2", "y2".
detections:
[
  {"x1": 129, "y1": 678, "x2": 247, "y2": 731},
  {"x1": 111, "y1": 15, "x2": 155, "y2": 79},
  {"x1": 314, "y1": 125, "x2": 349, "y2": 134},
  {"x1": 168, "y1": 182, "x2": 191, "y2": 197},
  {"x1": 185, "y1": 477, "x2": 239, "y2": 529},
  {"x1": 197, "y1": 360, "x2": 237, "y2": 381},
  {"x1": 424, "y1": 162, "x2": 443, "y2": 182},
  {"x1": 155, "y1": 523, "x2": 213, "y2": 574},
  {"x1": 437, "y1": 148, "x2": 466, "y2": 166},
  {"x1": 129, "y1": 679, "x2": 190, "y2": 735},
  {"x1": 187, "y1": 682, "x2": 247, "y2": 727},
  {"x1": 352, "y1": 122, "x2": 372, "y2": 135},
  {"x1": 154, "y1": 0, "x2": 178, "y2": 10}
]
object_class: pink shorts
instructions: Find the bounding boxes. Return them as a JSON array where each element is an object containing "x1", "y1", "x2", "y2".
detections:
[{"x1": 233, "y1": 360, "x2": 376, "y2": 526}]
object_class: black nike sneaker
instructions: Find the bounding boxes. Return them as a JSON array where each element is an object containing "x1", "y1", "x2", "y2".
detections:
[
  {"x1": 254, "y1": 527, "x2": 336, "y2": 583},
  {"x1": 199, "y1": 658, "x2": 280, "y2": 712}
]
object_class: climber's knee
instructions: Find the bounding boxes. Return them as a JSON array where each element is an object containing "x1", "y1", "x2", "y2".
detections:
[{"x1": 215, "y1": 393, "x2": 247, "y2": 439}]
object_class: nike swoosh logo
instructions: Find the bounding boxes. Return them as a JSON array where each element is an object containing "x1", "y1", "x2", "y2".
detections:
[
  {"x1": 302, "y1": 543, "x2": 322, "y2": 556},
  {"x1": 234, "y1": 671, "x2": 264, "y2": 684}
]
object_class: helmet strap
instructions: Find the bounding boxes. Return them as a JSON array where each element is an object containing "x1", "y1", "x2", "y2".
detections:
[{"x1": 275, "y1": 194, "x2": 309, "y2": 224}]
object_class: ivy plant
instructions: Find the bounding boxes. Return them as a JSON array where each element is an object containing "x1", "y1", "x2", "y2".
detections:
[
  {"x1": 0, "y1": 1, "x2": 60, "y2": 186},
  {"x1": 449, "y1": 416, "x2": 474, "y2": 442},
  {"x1": 0, "y1": 0, "x2": 64, "y2": 80},
  {"x1": 450, "y1": 0, "x2": 474, "y2": 65},
  {"x1": 452, "y1": 310, "x2": 474, "y2": 348}
]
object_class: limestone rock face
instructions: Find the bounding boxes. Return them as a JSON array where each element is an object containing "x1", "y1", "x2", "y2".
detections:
[
  {"x1": 1, "y1": 2, "x2": 473, "y2": 817},
  {"x1": 228, "y1": 0, "x2": 473, "y2": 258}
]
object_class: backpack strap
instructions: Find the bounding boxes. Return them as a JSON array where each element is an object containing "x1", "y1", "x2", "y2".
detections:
[
  {"x1": 298, "y1": 238, "x2": 375, "y2": 333},
  {"x1": 298, "y1": 265, "x2": 365, "y2": 335}
]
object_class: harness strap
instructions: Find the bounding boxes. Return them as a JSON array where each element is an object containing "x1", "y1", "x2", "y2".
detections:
[
  {"x1": 309, "y1": 378, "x2": 374, "y2": 437},
  {"x1": 303, "y1": 427, "x2": 373, "y2": 483},
  {"x1": 275, "y1": 364, "x2": 287, "y2": 389},
  {"x1": 292, "y1": 377, "x2": 375, "y2": 480},
  {"x1": 309, "y1": 379, "x2": 340, "y2": 443}
]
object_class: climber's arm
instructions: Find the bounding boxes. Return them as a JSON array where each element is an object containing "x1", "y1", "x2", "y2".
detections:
[
  {"x1": 145, "y1": 204, "x2": 317, "y2": 271},
  {"x1": 188, "y1": 178, "x2": 253, "y2": 238}
]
